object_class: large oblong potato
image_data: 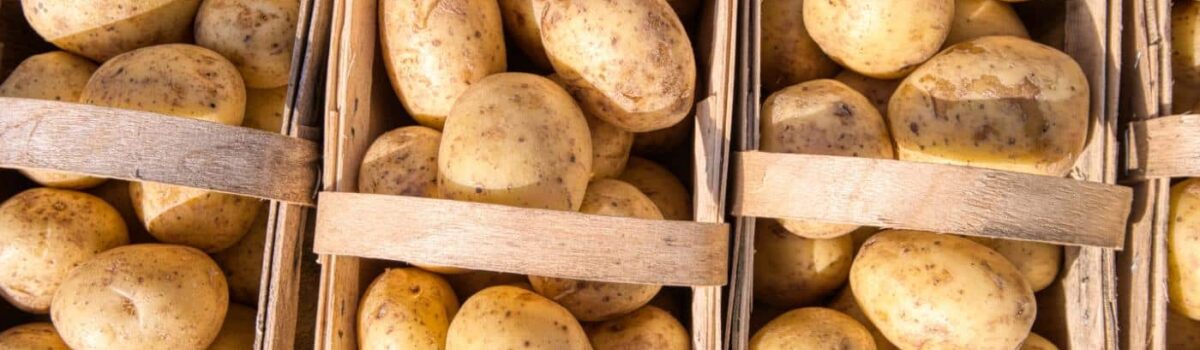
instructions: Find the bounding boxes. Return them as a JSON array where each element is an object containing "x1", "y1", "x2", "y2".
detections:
[
  {"x1": 537, "y1": 0, "x2": 696, "y2": 132},
  {"x1": 754, "y1": 219, "x2": 853, "y2": 309},
  {"x1": 439, "y1": 73, "x2": 592, "y2": 211},
  {"x1": 585, "y1": 306, "x2": 689, "y2": 350},
  {"x1": 761, "y1": 0, "x2": 839, "y2": 92},
  {"x1": 0, "y1": 188, "x2": 128, "y2": 314},
  {"x1": 851, "y1": 230, "x2": 1036, "y2": 350},
  {"x1": 207, "y1": 303, "x2": 257, "y2": 350},
  {"x1": 446, "y1": 285, "x2": 590, "y2": 350},
  {"x1": 618, "y1": 157, "x2": 692, "y2": 221},
  {"x1": 380, "y1": 0, "x2": 506, "y2": 129},
  {"x1": 359, "y1": 268, "x2": 459, "y2": 350},
  {"x1": 21, "y1": 0, "x2": 201, "y2": 62},
  {"x1": 1175, "y1": 2, "x2": 1200, "y2": 87},
  {"x1": 966, "y1": 236, "x2": 1061, "y2": 292},
  {"x1": 1170, "y1": 178, "x2": 1200, "y2": 319},
  {"x1": 761, "y1": 79, "x2": 894, "y2": 239},
  {"x1": 212, "y1": 206, "x2": 268, "y2": 305},
  {"x1": 749, "y1": 307, "x2": 875, "y2": 350},
  {"x1": 827, "y1": 287, "x2": 898, "y2": 350},
  {"x1": 52, "y1": 244, "x2": 228, "y2": 350},
  {"x1": 0, "y1": 323, "x2": 70, "y2": 350},
  {"x1": 498, "y1": 0, "x2": 551, "y2": 69},
  {"x1": 195, "y1": 0, "x2": 298, "y2": 88},
  {"x1": 360, "y1": 126, "x2": 442, "y2": 197},
  {"x1": 945, "y1": 0, "x2": 1030, "y2": 47},
  {"x1": 804, "y1": 0, "x2": 954, "y2": 79},
  {"x1": 888, "y1": 36, "x2": 1090, "y2": 176}
]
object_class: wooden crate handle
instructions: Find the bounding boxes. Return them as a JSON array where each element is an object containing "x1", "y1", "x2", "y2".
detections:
[
  {"x1": 312, "y1": 192, "x2": 731, "y2": 286},
  {"x1": 1126, "y1": 114, "x2": 1200, "y2": 181},
  {"x1": 733, "y1": 151, "x2": 1131, "y2": 248},
  {"x1": 0, "y1": 97, "x2": 320, "y2": 205}
]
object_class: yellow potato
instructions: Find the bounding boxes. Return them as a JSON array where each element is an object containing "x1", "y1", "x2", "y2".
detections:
[
  {"x1": 439, "y1": 73, "x2": 592, "y2": 211},
  {"x1": 1170, "y1": 178, "x2": 1200, "y2": 319},
  {"x1": 851, "y1": 230, "x2": 1035, "y2": 350},
  {"x1": 0, "y1": 188, "x2": 128, "y2": 313},
  {"x1": 753, "y1": 219, "x2": 853, "y2": 308},
  {"x1": 618, "y1": 157, "x2": 692, "y2": 221},
  {"x1": 761, "y1": 0, "x2": 839, "y2": 92},
  {"x1": 244, "y1": 86, "x2": 288, "y2": 133},
  {"x1": 849, "y1": 227, "x2": 879, "y2": 255},
  {"x1": 761, "y1": 79, "x2": 894, "y2": 238},
  {"x1": 585, "y1": 306, "x2": 689, "y2": 350},
  {"x1": 380, "y1": 0, "x2": 506, "y2": 129},
  {"x1": 497, "y1": 0, "x2": 550, "y2": 69},
  {"x1": 446, "y1": 286, "x2": 590, "y2": 350},
  {"x1": 52, "y1": 244, "x2": 228, "y2": 350},
  {"x1": 1168, "y1": 309, "x2": 1200, "y2": 349},
  {"x1": 804, "y1": 0, "x2": 954, "y2": 79},
  {"x1": 966, "y1": 236, "x2": 1060, "y2": 292},
  {"x1": 360, "y1": 126, "x2": 442, "y2": 198},
  {"x1": 195, "y1": 0, "x2": 298, "y2": 88},
  {"x1": 207, "y1": 303, "x2": 256, "y2": 350},
  {"x1": 632, "y1": 115, "x2": 691, "y2": 156},
  {"x1": 212, "y1": 206, "x2": 268, "y2": 305},
  {"x1": 21, "y1": 0, "x2": 201, "y2": 61},
  {"x1": 945, "y1": 0, "x2": 1030, "y2": 47},
  {"x1": 131, "y1": 182, "x2": 263, "y2": 253},
  {"x1": 749, "y1": 307, "x2": 875, "y2": 350},
  {"x1": 537, "y1": 0, "x2": 696, "y2": 132},
  {"x1": 359, "y1": 268, "x2": 459, "y2": 350},
  {"x1": 827, "y1": 287, "x2": 899, "y2": 350},
  {"x1": 834, "y1": 71, "x2": 901, "y2": 118},
  {"x1": 1175, "y1": 1, "x2": 1200, "y2": 87},
  {"x1": 548, "y1": 74, "x2": 634, "y2": 179},
  {"x1": 888, "y1": 36, "x2": 1090, "y2": 176},
  {"x1": 0, "y1": 323, "x2": 70, "y2": 350},
  {"x1": 445, "y1": 270, "x2": 528, "y2": 300},
  {"x1": 88, "y1": 180, "x2": 155, "y2": 243},
  {"x1": 1021, "y1": 333, "x2": 1058, "y2": 350}
]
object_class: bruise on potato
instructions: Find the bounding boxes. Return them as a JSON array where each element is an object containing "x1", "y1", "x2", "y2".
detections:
[
  {"x1": 944, "y1": 0, "x2": 1030, "y2": 47},
  {"x1": 585, "y1": 305, "x2": 690, "y2": 350},
  {"x1": 827, "y1": 287, "x2": 899, "y2": 350},
  {"x1": 130, "y1": 182, "x2": 262, "y2": 253},
  {"x1": 761, "y1": 0, "x2": 839, "y2": 93},
  {"x1": 618, "y1": 157, "x2": 692, "y2": 221},
  {"x1": 1170, "y1": 178, "x2": 1200, "y2": 320},
  {"x1": 195, "y1": 0, "x2": 298, "y2": 89},
  {"x1": 446, "y1": 286, "x2": 590, "y2": 350},
  {"x1": 748, "y1": 307, "x2": 876, "y2": 350},
  {"x1": 358, "y1": 268, "x2": 459, "y2": 350},
  {"x1": 360, "y1": 126, "x2": 442, "y2": 198},
  {"x1": 965, "y1": 236, "x2": 1060, "y2": 292},
  {"x1": 212, "y1": 206, "x2": 268, "y2": 305},
  {"x1": 803, "y1": 0, "x2": 954, "y2": 79},
  {"x1": 753, "y1": 219, "x2": 853, "y2": 309},
  {"x1": 22, "y1": 0, "x2": 202, "y2": 62},
  {"x1": 0, "y1": 323, "x2": 70, "y2": 350},
  {"x1": 207, "y1": 303, "x2": 256, "y2": 350}
]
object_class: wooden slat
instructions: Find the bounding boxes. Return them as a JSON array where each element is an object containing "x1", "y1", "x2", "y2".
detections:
[
  {"x1": 733, "y1": 151, "x2": 1131, "y2": 248},
  {"x1": 1127, "y1": 114, "x2": 1200, "y2": 180}
]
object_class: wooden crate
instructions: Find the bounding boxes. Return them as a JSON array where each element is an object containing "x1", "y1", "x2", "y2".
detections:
[
  {"x1": 314, "y1": 0, "x2": 736, "y2": 349},
  {"x1": 0, "y1": 1, "x2": 331, "y2": 349},
  {"x1": 727, "y1": 1, "x2": 1127, "y2": 349}
]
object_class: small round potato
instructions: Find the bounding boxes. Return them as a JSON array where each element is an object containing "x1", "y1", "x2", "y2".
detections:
[
  {"x1": 207, "y1": 303, "x2": 256, "y2": 350},
  {"x1": 548, "y1": 74, "x2": 634, "y2": 179},
  {"x1": 21, "y1": 0, "x2": 202, "y2": 62},
  {"x1": 761, "y1": 79, "x2": 894, "y2": 239},
  {"x1": 834, "y1": 71, "x2": 901, "y2": 118},
  {"x1": 0, "y1": 188, "x2": 128, "y2": 313},
  {"x1": 0, "y1": 323, "x2": 70, "y2": 350},
  {"x1": 585, "y1": 306, "x2": 689, "y2": 350},
  {"x1": 1175, "y1": 2, "x2": 1200, "y2": 87},
  {"x1": 359, "y1": 268, "x2": 459, "y2": 350},
  {"x1": 1168, "y1": 309, "x2": 1200, "y2": 349},
  {"x1": 804, "y1": 0, "x2": 954, "y2": 79},
  {"x1": 445, "y1": 270, "x2": 529, "y2": 300},
  {"x1": 446, "y1": 286, "x2": 590, "y2": 350},
  {"x1": 618, "y1": 157, "x2": 692, "y2": 221},
  {"x1": 966, "y1": 236, "x2": 1061, "y2": 292},
  {"x1": 52, "y1": 244, "x2": 229, "y2": 350},
  {"x1": 632, "y1": 115, "x2": 691, "y2": 156},
  {"x1": 754, "y1": 219, "x2": 853, "y2": 308},
  {"x1": 498, "y1": 0, "x2": 551, "y2": 69},
  {"x1": 195, "y1": 0, "x2": 298, "y2": 88},
  {"x1": 130, "y1": 182, "x2": 263, "y2": 253},
  {"x1": 1170, "y1": 178, "x2": 1200, "y2": 319},
  {"x1": 851, "y1": 230, "x2": 1036, "y2": 350},
  {"x1": 1022, "y1": 333, "x2": 1058, "y2": 350},
  {"x1": 380, "y1": 0, "x2": 506, "y2": 129},
  {"x1": 439, "y1": 73, "x2": 592, "y2": 211},
  {"x1": 827, "y1": 287, "x2": 899, "y2": 350},
  {"x1": 244, "y1": 86, "x2": 288, "y2": 133},
  {"x1": 761, "y1": 0, "x2": 839, "y2": 92},
  {"x1": 212, "y1": 206, "x2": 268, "y2": 305},
  {"x1": 360, "y1": 126, "x2": 442, "y2": 198},
  {"x1": 945, "y1": 0, "x2": 1030, "y2": 47},
  {"x1": 888, "y1": 36, "x2": 1090, "y2": 176},
  {"x1": 537, "y1": 0, "x2": 697, "y2": 132},
  {"x1": 749, "y1": 307, "x2": 876, "y2": 350}
]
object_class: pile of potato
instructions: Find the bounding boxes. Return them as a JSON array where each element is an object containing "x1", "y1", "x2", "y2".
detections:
[
  {"x1": 750, "y1": 1, "x2": 1089, "y2": 349},
  {"x1": 354, "y1": 0, "x2": 702, "y2": 349},
  {"x1": 0, "y1": 0, "x2": 298, "y2": 349}
]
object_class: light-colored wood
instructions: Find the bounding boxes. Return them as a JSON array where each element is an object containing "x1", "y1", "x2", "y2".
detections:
[
  {"x1": 732, "y1": 151, "x2": 1131, "y2": 248},
  {"x1": 1127, "y1": 114, "x2": 1200, "y2": 179}
]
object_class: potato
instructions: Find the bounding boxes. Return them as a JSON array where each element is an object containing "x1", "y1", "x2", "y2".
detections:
[
  {"x1": 849, "y1": 227, "x2": 879, "y2": 255},
  {"x1": 359, "y1": 268, "x2": 459, "y2": 350},
  {"x1": 529, "y1": 179, "x2": 663, "y2": 321},
  {"x1": 52, "y1": 244, "x2": 228, "y2": 350},
  {"x1": 380, "y1": 0, "x2": 506, "y2": 129},
  {"x1": 761, "y1": 79, "x2": 894, "y2": 238},
  {"x1": 88, "y1": 180, "x2": 155, "y2": 243},
  {"x1": 0, "y1": 188, "x2": 128, "y2": 313},
  {"x1": 804, "y1": 0, "x2": 954, "y2": 79},
  {"x1": 749, "y1": 307, "x2": 875, "y2": 350},
  {"x1": 0, "y1": 323, "x2": 70, "y2": 350},
  {"x1": 1168, "y1": 309, "x2": 1200, "y2": 349},
  {"x1": 888, "y1": 36, "x2": 1090, "y2": 176},
  {"x1": 195, "y1": 0, "x2": 298, "y2": 88},
  {"x1": 834, "y1": 71, "x2": 901, "y2": 118},
  {"x1": 21, "y1": 0, "x2": 201, "y2": 62},
  {"x1": 536, "y1": 0, "x2": 696, "y2": 132},
  {"x1": 360, "y1": 126, "x2": 442, "y2": 198},
  {"x1": 945, "y1": 0, "x2": 1029, "y2": 47},
  {"x1": 851, "y1": 230, "x2": 1035, "y2": 350},
  {"x1": 618, "y1": 157, "x2": 692, "y2": 221},
  {"x1": 446, "y1": 286, "x2": 590, "y2": 350},
  {"x1": 1175, "y1": 2, "x2": 1200, "y2": 87},
  {"x1": 207, "y1": 303, "x2": 256, "y2": 350},
  {"x1": 498, "y1": 0, "x2": 550, "y2": 69},
  {"x1": 1021, "y1": 333, "x2": 1058, "y2": 350},
  {"x1": 445, "y1": 270, "x2": 529, "y2": 300},
  {"x1": 585, "y1": 306, "x2": 689, "y2": 350},
  {"x1": 212, "y1": 206, "x2": 267, "y2": 305},
  {"x1": 131, "y1": 182, "x2": 263, "y2": 252},
  {"x1": 548, "y1": 74, "x2": 634, "y2": 179},
  {"x1": 1170, "y1": 178, "x2": 1200, "y2": 319},
  {"x1": 632, "y1": 115, "x2": 691, "y2": 156},
  {"x1": 761, "y1": 0, "x2": 839, "y2": 92},
  {"x1": 827, "y1": 287, "x2": 898, "y2": 350},
  {"x1": 965, "y1": 236, "x2": 1060, "y2": 292},
  {"x1": 244, "y1": 86, "x2": 288, "y2": 133},
  {"x1": 753, "y1": 219, "x2": 853, "y2": 308},
  {"x1": 439, "y1": 73, "x2": 592, "y2": 211}
]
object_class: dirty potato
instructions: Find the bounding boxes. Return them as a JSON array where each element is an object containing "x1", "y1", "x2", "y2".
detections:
[
  {"x1": 754, "y1": 219, "x2": 853, "y2": 309},
  {"x1": 130, "y1": 182, "x2": 262, "y2": 253},
  {"x1": 446, "y1": 286, "x2": 590, "y2": 350},
  {"x1": 22, "y1": 0, "x2": 201, "y2": 61},
  {"x1": 749, "y1": 307, "x2": 876, "y2": 350},
  {"x1": 360, "y1": 126, "x2": 442, "y2": 198},
  {"x1": 585, "y1": 306, "x2": 689, "y2": 350},
  {"x1": 195, "y1": 0, "x2": 298, "y2": 88},
  {"x1": 618, "y1": 157, "x2": 692, "y2": 221},
  {"x1": 359, "y1": 268, "x2": 459, "y2": 350},
  {"x1": 804, "y1": 0, "x2": 954, "y2": 79},
  {"x1": 1170, "y1": 178, "x2": 1200, "y2": 320}
]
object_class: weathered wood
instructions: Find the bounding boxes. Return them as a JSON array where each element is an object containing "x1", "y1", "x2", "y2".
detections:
[{"x1": 1127, "y1": 114, "x2": 1200, "y2": 180}]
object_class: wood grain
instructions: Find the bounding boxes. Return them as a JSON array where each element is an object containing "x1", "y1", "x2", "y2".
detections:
[{"x1": 1127, "y1": 114, "x2": 1200, "y2": 180}]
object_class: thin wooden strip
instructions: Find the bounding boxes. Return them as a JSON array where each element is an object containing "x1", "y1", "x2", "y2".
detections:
[
  {"x1": 0, "y1": 98, "x2": 319, "y2": 205},
  {"x1": 313, "y1": 192, "x2": 730, "y2": 286},
  {"x1": 733, "y1": 151, "x2": 1131, "y2": 248},
  {"x1": 1128, "y1": 114, "x2": 1200, "y2": 179}
]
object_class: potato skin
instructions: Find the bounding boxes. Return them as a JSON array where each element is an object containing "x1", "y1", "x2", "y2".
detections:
[
  {"x1": 244, "y1": 86, "x2": 288, "y2": 133},
  {"x1": 888, "y1": 36, "x2": 1090, "y2": 176},
  {"x1": 439, "y1": 73, "x2": 592, "y2": 211},
  {"x1": 380, "y1": 0, "x2": 506, "y2": 129},
  {"x1": 966, "y1": 236, "x2": 1060, "y2": 292},
  {"x1": 359, "y1": 268, "x2": 460, "y2": 350},
  {"x1": 0, "y1": 323, "x2": 70, "y2": 350},
  {"x1": 89, "y1": 180, "x2": 156, "y2": 243},
  {"x1": 945, "y1": 0, "x2": 1029, "y2": 47},
  {"x1": 212, "y1": 206, "x2": 268, "y2": 305},
  {"x1": 761, "y1": 0, "x2": 839, "y2": 92},
  {"x1": 804, "y1": 0, "x2": 954, "y2": 79},
  {"x1": 22, "y1": 0, "x2": 202, "y2": 61},
  {"x1": 497, "y1": 0, "x2": 551, "y2": 69},
  {"x1": 1021, "y1": 333, "x2": 1058, "y2": 350},
  {"x1": 754, "y1": 219, "x2": 853, "y2": 309},
  {"x1": 851, "y1": 230, "x2": 1036, "y2": 350},
  {"x1": 827, "y1": 287, "x2": 898, "y2": 350},
  {"x1": 195, "y1": 0, "x2": 298, "y2": 88},
  {"x1": 0, "y1": 188, "x2": 128, "y2": 313},
  {"x1": 360, "y1": 126, "x2": 442, "y2": 198},
  {"x1": 618, "y1": 157, "x2": 692, "y2": 221},
  {"x1": 834, "y1": 71, "x2": 901, "y2": 119},
  {"x1": 1170, "y1": 178, "x2": 1200, "y2": 319},
  {"x1": 131, "y1": 182, "x2": 263, "y2": 253},
  {"x1": 548, "y1": 74, "x2": 634, "y2": 180},
  {"x1": 446, "y1": 286, "x2": 590, "y2": 350},
  {"x1": 52, "y1": 244, "x2": 229, "y2": 350},
  {"x1": 1175, "y1": 2, "x2": 1200, "y2": 87},
  {"x1": 537, "y1": 0, "x2": 696, "y2": 132},
  {"x1": 585, "y1": 306, "x2": 689, "y2": 350},
  {"x1": 749, "y1": 307, "x2": 875, "y2": 350},
  {"x1": 206, "y1": 303, "x2": 256, "y2": 350}
]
